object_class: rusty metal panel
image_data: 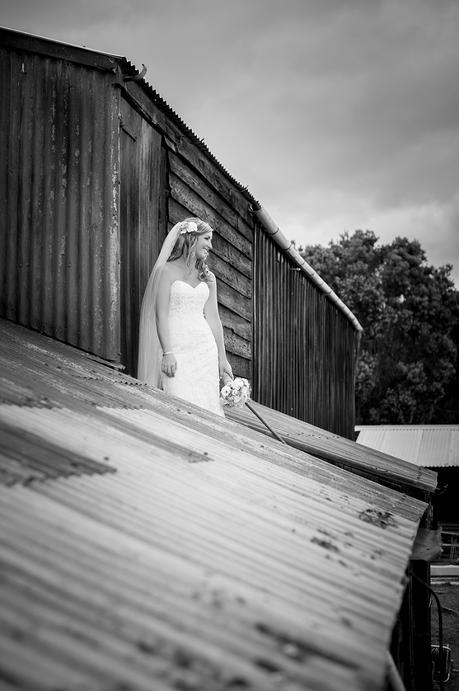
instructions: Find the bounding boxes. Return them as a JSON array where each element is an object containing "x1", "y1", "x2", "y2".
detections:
[
  {"x1": 0, "y1": 318, "x2": 429, "y2": 691},
  {"x1": 357, "y1": 425, "x2": 459, "y2": 468},
  {"x1": 253, "y1": 223, "x2": 358, "y2": 438},
  {"x1": 0, "y1": 46, "x2": 120, "y2": 361}
]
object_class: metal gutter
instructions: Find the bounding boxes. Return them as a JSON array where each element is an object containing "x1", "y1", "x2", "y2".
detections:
[{"x1": 252, "y1": 204, "x2": 364, "y2": 333}]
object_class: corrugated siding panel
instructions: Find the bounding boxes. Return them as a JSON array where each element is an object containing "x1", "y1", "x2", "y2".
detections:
[
  {"x1": 0, "y1": 318, "x2": 428, "y2": 691},
  {"x1": 253, "y1": 224, "x2": 357, "y2": 438},
  {"x1": 357, "y1": 425, "x2": 459, "y2": 468},
  {"x1": 0, "y1": 47, "x2": 120, "y2": 360}
]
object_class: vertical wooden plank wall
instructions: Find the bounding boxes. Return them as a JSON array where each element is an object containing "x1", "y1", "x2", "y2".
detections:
[
  {"x1": 253, "y1": 222, "x2": 357, "y2": 437},
  {"x1": 0, "y1": 46, "x2": 121, "y2": 361}
]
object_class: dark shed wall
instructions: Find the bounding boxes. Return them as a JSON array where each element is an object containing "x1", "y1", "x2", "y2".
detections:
[
  {"x1": 119, "y1": 97, "x2": 167, "y2": 376},
  {"x1": 0, "y1": 43, "x2": 121, "y2": 360},
  {"x1": 253, "y1": 223, "x2": 357, "y2": 437}
]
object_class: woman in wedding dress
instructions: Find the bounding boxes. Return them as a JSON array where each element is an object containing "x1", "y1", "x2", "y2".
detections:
[{"x1": 137, "y1": 218, "x2": 233, "y2": 416}]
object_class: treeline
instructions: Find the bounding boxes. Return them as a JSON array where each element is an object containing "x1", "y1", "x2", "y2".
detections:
[{"x1": 300, "y1": 230, "x2": 459, "y2": 424}]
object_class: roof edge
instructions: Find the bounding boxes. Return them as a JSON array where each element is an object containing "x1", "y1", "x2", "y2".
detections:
[
  {"x1": 0, "y1": 26, "x2": 121, "y2": 70},
  {"x1": 0, "y1": 26, "x2": 258, "y2": 205}
]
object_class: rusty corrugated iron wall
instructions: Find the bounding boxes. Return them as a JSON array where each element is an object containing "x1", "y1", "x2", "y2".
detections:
[
  {"x1": 253, "y1": 223, "x2": 357, "y2": 438},
  {"x1": 0, "y1": 44, "x2": 121, "y2": 361},
  {"x1": 0, "y1": 29, "x2": 361, "y2": 436}
]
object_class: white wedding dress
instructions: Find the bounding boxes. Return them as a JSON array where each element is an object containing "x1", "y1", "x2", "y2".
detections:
[{"x1": 161, "y1": 280, "x2": 224, "y2": 416}]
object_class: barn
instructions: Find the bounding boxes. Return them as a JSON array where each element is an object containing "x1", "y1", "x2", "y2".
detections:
[{"x1": 0, "y1": 26, "x2": 361, "y2": 438}]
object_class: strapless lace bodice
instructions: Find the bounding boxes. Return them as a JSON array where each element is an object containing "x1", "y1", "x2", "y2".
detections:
[
  {"x1": 169, "y1": 280, "x2": 209, "y2": 314},
  {"x1": 161, "y1": 280, "x2": 224, "y2": 416}
]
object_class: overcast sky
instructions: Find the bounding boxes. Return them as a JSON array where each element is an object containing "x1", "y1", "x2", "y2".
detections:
[{"x1": 3, "y1": 0, "x2": 459, "y2": 284}]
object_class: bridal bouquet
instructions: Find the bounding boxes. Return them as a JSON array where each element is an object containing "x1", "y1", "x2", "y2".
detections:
[{"x1": 220, "y1": 377, "x2": 251, "y2": 408}]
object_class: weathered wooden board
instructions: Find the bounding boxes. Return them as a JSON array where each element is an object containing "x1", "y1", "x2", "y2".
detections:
[
  {"x1": 210, "y1": 232, "x2": 252, "y2": 279},
  {"x1": 228, "y1": 352, "x2": 251, "y2": 379},
  {"x1": 209, "y1": 253, "x2": 251, "y2": 299},
  {"x1": 126, "y1": 78, "x2": 255, "y2": 230},
  {"x1": 222, "y1": 328, "x2": 251, "y2": 360},
  {"x1": 168, "y1": 151, "x2": 253, "y2": 245},
  {"x1": 170, "y1": 131, "x2": 254, "y2": 229},
  {"x1": 168, "y1": 177, "x2": 252, "y2": 272},
  {"x1": 216, "y1": 279, "x2": 252, "y2": 322},
  {"x1": 219, "y1": 305, "x2": 251, "y2": 342}
]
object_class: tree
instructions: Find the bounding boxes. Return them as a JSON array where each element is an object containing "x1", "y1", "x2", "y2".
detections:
[{"x1": 300, "y1": 230, "x2": 459, "y2": 424}]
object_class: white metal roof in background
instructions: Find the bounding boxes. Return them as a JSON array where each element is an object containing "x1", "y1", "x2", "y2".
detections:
[
  {"x1": 0, "y1": 319, "x2": 429, "y2": 691},
  {"x1": 356, "y1": 425, "x2": 459, "y2": 468}
]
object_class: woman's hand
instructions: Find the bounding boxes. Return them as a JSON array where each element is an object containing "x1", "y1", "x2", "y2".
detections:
[
  {"x1": 161, "y1": 353, "x2": 177, "y2": 378},
  {"x1": 219, "y1": 358, "x2": 233, "y2": 382},
  {"x1": 202, "y1": 266, "x2": 215, "y2": 283}
]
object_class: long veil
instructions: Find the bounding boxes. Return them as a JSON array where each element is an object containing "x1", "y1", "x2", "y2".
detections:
[{"x1": 137, "y1": 222, "x2": 185, "y2": 386}]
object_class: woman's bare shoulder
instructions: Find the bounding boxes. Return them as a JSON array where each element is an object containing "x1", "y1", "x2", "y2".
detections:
[
  {"x1": 157, "y1": 262, "x2": 177, "y2": 288},
  {"x1": 161, "y1": 262, "x2": 181, "y2": 280}
]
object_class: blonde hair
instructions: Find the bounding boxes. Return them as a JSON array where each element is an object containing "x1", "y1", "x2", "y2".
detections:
[{"x1": 168, "y1": 217, "x2": 213, "y2": 280}]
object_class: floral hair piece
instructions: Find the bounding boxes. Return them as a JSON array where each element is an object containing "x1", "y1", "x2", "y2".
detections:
[{"x1": 179, "y1": 220, "x2": 198, "y2": 235}]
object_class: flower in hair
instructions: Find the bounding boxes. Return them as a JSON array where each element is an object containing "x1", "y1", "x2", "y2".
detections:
[{"x1": 179, "y1": 221, "x2": 198, "y2": 235}]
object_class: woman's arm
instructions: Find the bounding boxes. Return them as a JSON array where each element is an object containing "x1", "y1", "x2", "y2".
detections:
[
  {"x1": 204, "y1": 273, "x2": 233, "y2": 379},
  {"x1": 156, "y1": 268, "x2": 177, "y2": 378}
]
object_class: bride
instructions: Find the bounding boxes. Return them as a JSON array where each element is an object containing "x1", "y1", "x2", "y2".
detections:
[{"x1": 137, "y1": 218, "x2": 233, "y2": 416}]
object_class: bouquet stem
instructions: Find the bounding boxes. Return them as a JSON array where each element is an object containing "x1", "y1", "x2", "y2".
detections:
[{"x1": 245, "y1": 401, "x2": 287, "y2": 445}]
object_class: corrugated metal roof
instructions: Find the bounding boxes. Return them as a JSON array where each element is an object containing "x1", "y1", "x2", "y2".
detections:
[
  {"x1": 227, "y1": 407, "x2": 437, "y2": 495},
  {"x1": 356, "y1": 425, "x2": 459, "y2": 468},
  {"x1": 0, "y1": 319, "x2": 428, "y2": 690}
]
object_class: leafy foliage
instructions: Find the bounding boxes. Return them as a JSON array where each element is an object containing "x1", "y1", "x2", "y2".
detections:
[{"x1": 300, "y1": 231, "x2": 459, "y2": 424}]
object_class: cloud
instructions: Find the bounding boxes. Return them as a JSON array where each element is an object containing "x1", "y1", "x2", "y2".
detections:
[
  {"x1": 368, "y1": 196, "x2": 459, "y2": 282},
  {"x1": 276, "y1": 192, "x2": 459, "y2": 285},
  {"x1": 2, "y1": 0, "x2": 458, "y2": 283}
]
